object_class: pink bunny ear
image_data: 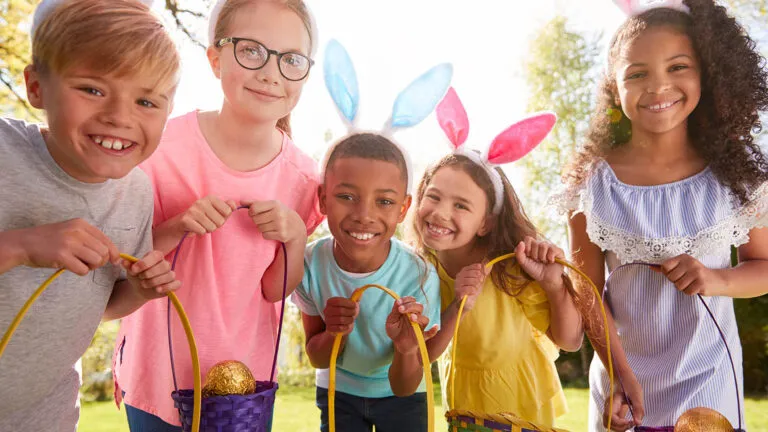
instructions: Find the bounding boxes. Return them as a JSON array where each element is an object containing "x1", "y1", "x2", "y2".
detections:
[
  {"x1": 436, "y1": 87, "x2": 469, "y2": 150},
  {"x1": 612, "y1": 0, "x2": 634, "y2": 14},
  {"x1": 487, "y1": 112, "x2": 556, "y2": 165}
]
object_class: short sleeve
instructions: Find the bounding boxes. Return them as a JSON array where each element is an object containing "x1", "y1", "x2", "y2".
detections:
[
  {"x1": 517, "y1": 281, "x2": 551, "y2": 335},
  {"x1": 423, "y1": 266, "x2": 442, "y2": 331},
  {"x1": 290, "y1": 257, "x2": 320, "y2": 316}
]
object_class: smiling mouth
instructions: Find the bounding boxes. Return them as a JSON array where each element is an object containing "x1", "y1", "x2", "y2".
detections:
[
  {"x1": 246, "y1": 88, "x2": 281, "y2": 99},
  {"x1": 425, "y1": 222, "x2": 454, "y2": 237},
  {"x1": 91, "y1": 135, "x2": 137, "y2": 151},
  {"x1": 641, "y1": 100, "x2": 681, "y2": 113},
  {"x1": 345, "y1": 231, "x2": 380, "y2": 242}
]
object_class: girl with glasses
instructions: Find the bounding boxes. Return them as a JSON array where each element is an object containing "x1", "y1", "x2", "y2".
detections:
[{"x1": 113, "y1": 1, "x2": 324, "y2": 430}]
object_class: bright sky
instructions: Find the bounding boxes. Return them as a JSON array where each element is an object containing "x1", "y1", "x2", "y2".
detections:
[{"x1": 165, "y1": 0, "x2": 626, "y2": 178}]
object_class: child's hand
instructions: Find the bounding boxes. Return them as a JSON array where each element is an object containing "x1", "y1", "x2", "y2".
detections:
[
  {"x1": 515, "y1": 237, "x2": 566, "y2": 292},
  {"x1": 656, "y1": 254, "x2": 726, "y2": 296},
  {"x1": 122, "y1": 250, "x2": 181, "y2": 299},
  {"x1": 386, "y1": 296, "x2": 431, "y2": 355},
  {"x1": 242, "y1": 200, "x2": 307, "y2": 245},
  {"x1": 324, "y1": 297, "x2": 360, "y2": 335},
  {"x1": 177, "y1": 196, "x2": 238, "y2": 236},
  {"x1": 15, "y1": 219, "x2": 120, "y2": 276},
  {"x1": 454, "y1": 263, "x2": 489, "y2": 312},
  {"x1": 603, "y1": 374, "x2": 645, "y2": 431}
]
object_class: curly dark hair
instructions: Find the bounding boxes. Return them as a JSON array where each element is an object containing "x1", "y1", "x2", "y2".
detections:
[{"x1": 565, "y1": 0, "x2": 768, "y2": 205}]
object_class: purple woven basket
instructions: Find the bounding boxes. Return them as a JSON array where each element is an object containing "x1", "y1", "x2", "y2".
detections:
[
  {"x1": 172, "y1": 382, "x2": 277, "y2": 432},
  {"x1": 167, "y1": 213, "x2": 288, "y2": 432}
]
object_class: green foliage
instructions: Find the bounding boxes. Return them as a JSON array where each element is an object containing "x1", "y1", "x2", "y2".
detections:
[
  {"x1": 520, "y1": 16, "x2": 602, "y2": 385},
  {"x1": 0, "y1": 0, "x2": 40, "y2": 120},
  {"x1": 278, "y1": 304, "x2": 316, "y2": 387},
  {"x1": 519, "y1": 15, "x2": 601, "y2": 248},
  {"x1": 80, "y1": 321, "x2": 120, "y2": 402}
]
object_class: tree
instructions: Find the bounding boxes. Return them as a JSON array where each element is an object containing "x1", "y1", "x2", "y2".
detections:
[
  {"x1": 520, "y1": 16, "x2": 602, "y2": 383},
  {"x1": 0, "y1": 0, "x2": 211, "y2": 118},
  {"x1": 520, "y1": 16, "x2": 601, "y2": 249},
  {"x1": 1, "y1": 0, "x2": 38, "y2": 120},
  {"x1": 724, "y1": 0, "x2": 768, "y2": 396}
]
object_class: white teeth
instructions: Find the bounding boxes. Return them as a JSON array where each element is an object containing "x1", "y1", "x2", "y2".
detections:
[
  {"x1": 96, "y1": 136, "x2": 134, "y2": 150},
  {"x1": 350, "y1": 232, "x2": 375, "y2": 241},
  {"x1": 649, "y1": 101, "x2": 675, "y2": 111},
  {"x1": 427, "y1": 223, "x2": 452, "y2": 236}
]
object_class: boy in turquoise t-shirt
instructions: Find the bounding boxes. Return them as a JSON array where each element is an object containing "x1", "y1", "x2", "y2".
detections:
[{"x1": 291, "y1": 132, "x2": 440, "y2": 432}]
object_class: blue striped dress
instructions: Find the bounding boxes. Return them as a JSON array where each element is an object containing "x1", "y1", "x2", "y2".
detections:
[{"x1": 551, "y1": 159, "x2": 768, "y2": 431}]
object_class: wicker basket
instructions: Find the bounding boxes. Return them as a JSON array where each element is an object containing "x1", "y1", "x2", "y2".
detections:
[
  {"x1": 172, "y1": 382, "x2": 277, "y2": 432},
  {"x1": 446, "y1": 410, "x2": 568, "y2": 432},
  {"x1": 167, "y1": 221, "x2": 288, "y2": 432}
]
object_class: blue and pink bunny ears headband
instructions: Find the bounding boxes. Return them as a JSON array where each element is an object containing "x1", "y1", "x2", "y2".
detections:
[
  {"x1": 436, "y1": 87, "x2": 556, "y2": 215},
  {"x1": 320, "y1": 39, "x2": 453, "y2": 193},
  {"x1": 31, "y1": 0, "x2": 156, "y2": 37},
  {"x1": 613, "y1": 0, "x2": 690, "y2": 15}
]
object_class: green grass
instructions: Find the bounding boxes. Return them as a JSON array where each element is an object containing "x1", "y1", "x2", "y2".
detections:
[{"x1": 79, "y1": 386, "x2": 768, "y2": 431}]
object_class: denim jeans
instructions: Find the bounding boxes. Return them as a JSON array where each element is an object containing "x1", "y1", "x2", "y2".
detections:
[{"x1": 316, "y1": 387, "x2": 428, "y2": 432}]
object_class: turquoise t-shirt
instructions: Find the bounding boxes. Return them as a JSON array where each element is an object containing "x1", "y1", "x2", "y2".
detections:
[{"x1": 291, "y1": 236, "x2": 441, "y2": 398}]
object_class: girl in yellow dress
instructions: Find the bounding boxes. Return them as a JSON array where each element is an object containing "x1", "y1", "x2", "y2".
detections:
[{"x1": 410, "y1": 88, "x2": 584, "y2": 427}]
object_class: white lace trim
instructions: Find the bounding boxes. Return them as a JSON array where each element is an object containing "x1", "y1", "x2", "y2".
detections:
[{"x1": 548, "y1": 179, "x2": 768, "y2": 265}]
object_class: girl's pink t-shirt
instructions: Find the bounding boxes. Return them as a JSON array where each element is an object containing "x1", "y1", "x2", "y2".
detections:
[{"x1": 113, "y1": 111, "x2": 323, "y2": 425}]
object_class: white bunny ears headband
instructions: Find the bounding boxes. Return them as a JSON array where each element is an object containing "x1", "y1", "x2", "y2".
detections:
[
  {"x1": 613, "y1": 0, "x2": 690, "y2": 15},
  {"x1": 31, "y1": 0, "x2": 156, "y2": 37},
  {"x1": 436, "y1": 88, "x2": 556, "y2": 215},
  {"x1": 320, "y1": 39, "x2": 453, "y2": 193}
]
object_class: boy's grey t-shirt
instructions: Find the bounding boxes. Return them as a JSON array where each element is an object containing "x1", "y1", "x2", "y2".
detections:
[{"x1": 0, "y1": 118, "x2": 153, "y2": 432}]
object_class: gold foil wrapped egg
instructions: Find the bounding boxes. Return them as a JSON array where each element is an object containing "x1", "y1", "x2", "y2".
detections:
[
  {"x1": 674, "y1": 407, "x2": 733, "y2": 432},
  {"x1": 201, "y1": 360, "x2": 257, "y2": 397}
]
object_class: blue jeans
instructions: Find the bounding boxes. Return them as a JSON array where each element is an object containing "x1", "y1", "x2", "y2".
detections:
[
  {"x1": 123, "y1": 391, "x2": 181, "y2": 432},
  {"x1": 316, "y1": 387, "x2": 428, "y2": 432}
]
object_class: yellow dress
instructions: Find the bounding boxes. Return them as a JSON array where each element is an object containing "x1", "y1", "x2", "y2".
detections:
[{"x1": 437, "y1": 262, "x2": 567, "y2": 427}]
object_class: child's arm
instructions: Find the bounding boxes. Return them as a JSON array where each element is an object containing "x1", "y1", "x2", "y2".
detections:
[
  {"x1": 0, "y1": 219, "x2": 120, "y2": 275},
  {"x1": 569, "y1": 214, "x2": 644, "y2": 431},
  {"x1": 243, "y1": 200, "x2": 307, "y2": 303},
  {"x1": 515, "y1": 237, "x2": 583, "y2": 351},
  {"x1": 658, "y1": 227, "x2": 768, "y2": 298},
  {"x1": 152, "y1": 196, "x2": 238, "y2": 255},
  {"x1": 103, "y1": 251, "x2": 181, "y2": 320},
  {"x1": 386, "y1": 297, "x2": 431, "y2": 397},
  {"x1": 425, "y1": 263, "x2": 486, "y2": 362},
  {"x1": 303, "y1": 297, "x2": 359, "y2": 369}
]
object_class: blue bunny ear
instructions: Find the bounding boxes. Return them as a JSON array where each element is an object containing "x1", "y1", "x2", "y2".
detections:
[
  {"x1": 389, "y1": 63, "x2": 453, "y2": 129},
  {"x1": 323, "y1": 40, "x2": 359, "y2": 125}
]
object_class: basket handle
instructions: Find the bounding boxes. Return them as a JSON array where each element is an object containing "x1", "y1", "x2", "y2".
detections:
[
  {"x1": 605, "y1": 262, "x2": 743, "y2": 431},
  {"x1": 328, "y1": 284, "x2": 433, "y2": 432},
  {"x1": 167, "y1": 205, "x2": 289, "y2": 394},
  {"x1": 0, "y1": 254, "x2": 203, "y2": 432},
  {"x1": 447, "y1": 253, "x2": 614, "y2": 431}
]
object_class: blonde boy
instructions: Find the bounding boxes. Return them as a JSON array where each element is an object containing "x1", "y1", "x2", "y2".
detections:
[{"x1": 0, "y1": 1, "x2": 181, "y2": 430}]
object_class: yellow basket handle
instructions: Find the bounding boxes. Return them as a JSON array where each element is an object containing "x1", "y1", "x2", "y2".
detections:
[
  {"x1": 448, "y1": 253, "x2": 614, "y2": 432},
  {"x1": 0, "y1": 254, "x2": 202, "y2": 432},
  {"x1": 328, "y1": 284, "x2": 434, "y2": 432}
]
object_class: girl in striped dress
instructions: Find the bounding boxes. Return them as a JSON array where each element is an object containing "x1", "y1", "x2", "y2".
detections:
[{"x1": 552, "y1": 0, "x2": 768, "y2": 430}]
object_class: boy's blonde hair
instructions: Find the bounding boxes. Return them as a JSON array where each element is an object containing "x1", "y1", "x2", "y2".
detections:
[{"x1": 32, "y1": 0, "x2": 180, "y2": 92}]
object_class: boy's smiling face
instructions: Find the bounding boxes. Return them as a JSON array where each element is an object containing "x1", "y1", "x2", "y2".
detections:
[
  {"x1": 319, "y1": 157, "x2": 411, "y2": 273},
  {"x1": 25, "y1": 65, "x2": 175, "y2": 183}
]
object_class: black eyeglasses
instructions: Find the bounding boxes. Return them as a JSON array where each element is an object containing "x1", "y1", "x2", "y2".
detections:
[{"x1": 216, "y1": 37, "x2": 314, "y2": 81}]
